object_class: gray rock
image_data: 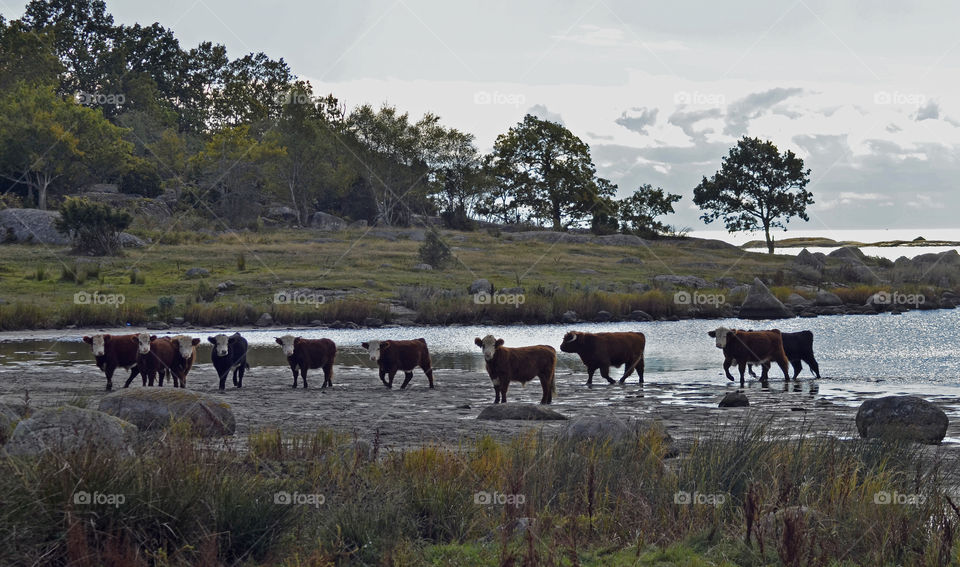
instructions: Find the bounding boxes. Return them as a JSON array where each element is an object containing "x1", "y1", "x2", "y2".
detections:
[
  {"x1": 729, "y1": 284, "x2": 751, "y2": 296},
  {"x1": 309, "y1": 211, "x2": 347, "y2": 231},
  {"x1": 4, "y1": 406, "x2": 137, "y2": 456},
  {"x1": 738, "y1": 278, "x2": 794, "y2": 320},
  {"x1": 501, "y1": 286, "x2": 524, "y2": 295},
  {"x1": 839, "y1": 262, "x2": 879, "y2": 284},
  {"x1": 652, "y1": 275, "x2": 710, "y2": 289},
  {"x1": 413, "y1": 263, "x2": 433, "y2": 271},
  {"x1": 560, "y1": 416, "x2": 633, "y2": 442},
  {"x1": 794, "y1": 248, "x2": 825, "y2": 268},
  {"x1": 171, "y1": 317, "x2": 185, "y2": 325},
  {"x1": 469, "y1": 279, "x2": 494, "y2": 294},
  {"x1": 363, "y1": 317, "x2": 384, "y2": 327},
  {"x1": 814, "y1": 290, "x2": 843, "y2": 306},
  {"x1": 0, "y1": 208, "x2": 71, "y2": 245},
  {"x1": 184, "y1": 267, "x2": 210, "y2": 279},
  {"x1": 855, "y1": 395, "x2": 948, "y2": 444},
  {"x1": 561, "y1": 310, "x2": 578, "y2": 323},
  {"x1": 145, "y1": 321, "x2": 170, "y2": 330},
  {"x1": 255, "y1": 313, "x2": 273, "y2": 327},
  {"x1": 719, "y1": 392, "x2": 749, "y2": 407},
  {"x1": 630, "y1": 310, "x2": 653, "y2": 321},
  {"x1": 629, "y1": 283, "x2": 652, "y2": 294},
  {"x1": 119, "y1": 232, "x2": 146, "y2": 248},
  {"x1": 592, "y1": 234, "x2": 647, "y2": 247},
  {"x1": 407, "y1": 229, "x2": 426, "y2": 242},
  {"x1": 594, "y1": 310, "x2": 613, "y2": 322},
  {"x1": 715, "y1": 277, "x2": 738, "y2": 288},
  {"x1": 617, "y1": 257, "x2": 643, "y2": 264},
  {"x1": 265, "y1": 206, "x2": 299, "y2": 223},
  {"x1": 828, "y1": 246, "x2": 866, "y2": 263},
  {"x1": 99, "y1": 389, "x2": 236, "y2": 437},
  {"x1": 478, "y1": 404, "x2": 567, "y2": 421},
  {"x1": 785, "y1": 293, "x2": 811, "y2": 307},
  {"x1": 217, "y1": 280, "x2": 236, "y2": 291}
]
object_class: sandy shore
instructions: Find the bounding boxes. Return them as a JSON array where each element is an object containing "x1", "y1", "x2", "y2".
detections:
[{"x1": 4, "y1": 359, "x2": 960, "y2": 451}]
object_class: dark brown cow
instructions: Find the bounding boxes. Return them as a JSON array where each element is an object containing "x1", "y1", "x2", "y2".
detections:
[
  {"x1": 707, "y1": 326, "x2": 790, "y2": 386},
  {"x1": 136, "y1": 333, "x2": 176, "y2": 387},
  {"x1": 276, "y1": 335, "x2": 336, "y2": 388},
  {"x1": 82, "y1": 333, "x2": 141, "y2": 390},
  {"x1": 474, "y1": 335, "x2": 556, "y2": 404},
  {"x1": 361, "y1": 339, "x2": 435, "y2": 389},
  {"x1": 559, "y1": 331, "x2": 646, "y2": 385},
  {"x1": 169, "y1": 335, "x2": 201, "y2": 388}
]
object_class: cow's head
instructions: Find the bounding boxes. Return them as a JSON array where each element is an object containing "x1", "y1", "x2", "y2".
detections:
[
  {"x1": 84, "y1": 334, "x2": 108, "y2": 357},
  {"x1": 708, "y1": 326, "x2": 733, "y2": 348},
  {"x1": 136, "y1": 332, "x2": 153, "y2": 355},
  {"x1": 361, "y1": 340, "x2": 381, "y2": 361},
  {"x1": 559, "y1": 331, "x2": 582, "y2": 353},
  {"x1": 171, "y1": 335, "x2": 200, "y2": 359},
  {"x1": 208, "y1": 334, "x2": 230, "y2": 356},
  {"x1": 474, "y1": 335, "x2": 503, "y2": 361},
  {"x1": 276, "y1": 335, "x2": 298, "y2": 357}
]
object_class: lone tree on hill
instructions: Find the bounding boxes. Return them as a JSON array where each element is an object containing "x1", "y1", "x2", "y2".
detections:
[{"x1": 693, "y1": 136, "x2": 813, "y2": 254}]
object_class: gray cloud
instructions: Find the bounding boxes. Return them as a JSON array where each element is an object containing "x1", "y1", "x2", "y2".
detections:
[
  {"x1": 526, "y1": 104, "x2": 564, "y2": 125},
  {"x1": 915, "y1": 100, "x2": 939, "y2": 121},
  {"x1": 614, "y1": 106, "x2": 658, "y2": 134},
  {"x1": 723, "y1": 87, "x2": 805, "y2": 135},
  {"x1": 668, "y1": 107, "x2": 723, "y2": 142}
]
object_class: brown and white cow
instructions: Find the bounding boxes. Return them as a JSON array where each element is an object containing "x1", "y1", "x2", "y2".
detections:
[
  {"x1": 136, "y1": 333, "x2": 176, "y2": 387},
  {"x1": 559, "y1": 331, "x2": 646, "y2": 385},
  {"x1": 275, "y1": 335, "x2": 336, "y2": 388},
  {"x1": 707, "y1": 326, "x2": 790, "y2": 386},
  {"x1": 82, "y1": 333, "x2": 141, "y2": 390},
  {"x1": 361, "y1": 338, "x2": 435, "y2": 389},
  {"x1": 474, "y1": 335, "x2": 556, "y2": 404},
  {"x1": 169, "y1": 335, "x2": 201, "y2": 388}
]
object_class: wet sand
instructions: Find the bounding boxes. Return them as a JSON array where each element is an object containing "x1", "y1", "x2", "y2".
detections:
[{"x1": 4, "y1": 359, "x2": 960, "y2": 451}]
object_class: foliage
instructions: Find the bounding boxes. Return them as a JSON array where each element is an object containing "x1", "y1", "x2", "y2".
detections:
[
  {"x1": 418, "y1": 230, "x2": 452, "y2": 269},
  {"x1": 619, "y1": 183, "x2": 683, "y2": 238},
  {"x1": 54, "y1": 197, "x2": 132, "y2": 255}
]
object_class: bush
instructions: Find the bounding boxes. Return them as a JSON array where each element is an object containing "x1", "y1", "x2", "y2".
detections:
[
  {"x1": 55, "y1": 198, "x2": 132, "y2": 256},
  {"x1": 418, "y1": 230, "x2": 452, "y2": 269},
  {"x1": 119, "y1": 159, "x2": 162, "y2": 197}
]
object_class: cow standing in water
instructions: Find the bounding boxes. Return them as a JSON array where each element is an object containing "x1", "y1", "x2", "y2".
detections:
[
  {"x1": 275, "y1": 335, "x2": 336, "y2": 388},
  {"x1": 474, "y1": 335, "x2": 556, "y2": 404},
  {"x1": 559, "y1": 331, "x2": 646, "y2": 385},
  {"x1": 209, "y1": 333, "x2": 250, "y2": 390},
  {"x1": 82, "y1": 334, "x2": 141, "y2": 390},
  {"x1": 136, "y1": 333, "x2": 175, "y2": 387},
  {"x1": 708, "y1": 327, "x2": 791, "y2": 386},
  {"x1": 361, "y1": 339, "x2": 435, "y2": 389}
]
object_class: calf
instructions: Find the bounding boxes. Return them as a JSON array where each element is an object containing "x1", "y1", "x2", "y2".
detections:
[
  {"x1": 169, "y1": 335, "x2": 200, "y2": 388},
  {"x1": 708, "y1": 327, "x2": 790, "y2": 386},
  {"x1": 559, "y1": 331, "x2": 646, "y2": 385},
  {"x1": 474, "y1": 335, "x2": 556, "y2": 404},
  {"x1": 361, "y1": 339, "x2": 435, "y2": 389},
  {"x1": 208, "y1": 333, "x2": 250, "y2": 390},
  {"x1": 82, "y1": 334, "x2": 141, "y2": 390},
  {"x1": 275, "y1": 335, "x2": 336, "y2": 388},
  {"x1": 136, "y1": 333, "x2": 176, "y2": 387}
]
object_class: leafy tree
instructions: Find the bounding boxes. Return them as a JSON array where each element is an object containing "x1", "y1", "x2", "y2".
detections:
[
  {"x1": 0, "y1": 83, "x2": 132, "y2": 209},
  {"x1": 0, "y1": 18, "x2": 64, "y2": 90},
  {"x1": 429, "y1": 129, "x2": 484, "y2": 230},
  {"x1": 619, "y1": 183, "x2": 683, "y2": 238},
  {"x1": 55, "y1": 197, "x2": 132, "y2": 255},
  {"x1": 694, "y1": 136, "x2": 812, "y2": 253},
  {"x1": 119, "y1": 158, "x2": 162, "y2": 197}
]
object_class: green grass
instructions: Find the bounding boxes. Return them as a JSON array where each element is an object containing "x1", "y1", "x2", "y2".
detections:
[{"x1": 1, "y1": 419, "x2": 956, "y2": 566}]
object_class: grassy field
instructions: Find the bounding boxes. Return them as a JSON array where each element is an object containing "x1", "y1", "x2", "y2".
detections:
[
  {"x1": 0, "y1": 225, "x2": 952, "y2": 330},
  {"x1": 1, "y1": 415, "x2": 956, "y2": 566}
]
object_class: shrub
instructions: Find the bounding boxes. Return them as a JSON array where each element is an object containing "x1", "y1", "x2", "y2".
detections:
[
  {"x1": 418, "y1": 230, "x2": 452, "y2": 268},
  {"x1": 119, "y1": 159, "x2": 162, "y2": 197},
  {"x1": 55, "y1": 197, "x2": 132, "y2": 256}
]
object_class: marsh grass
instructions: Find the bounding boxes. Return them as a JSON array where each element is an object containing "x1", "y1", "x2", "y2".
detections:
[{"x1": 3, "y1": 419, "x2": 954, "y2": 565}]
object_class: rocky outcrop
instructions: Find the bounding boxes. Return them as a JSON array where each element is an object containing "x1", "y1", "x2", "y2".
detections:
[
  {"x1": 855, "y1": 396, "x2": 948, "y2": 444},
  {"x1": 99, "y1": 389, "x2": 236, "y2": 436},
  {"x1": 309, "y1": 212, "x2": 347, "y2": 231},
  {"x1": 738, "y1": 278, "x2": 794, "y2": 319},
  {"x1": 0, "y1": 208, "x2": 71, "y2": 245},
  {"x1": 3, "y1": 406, "x2": 137, "y2": 456}
]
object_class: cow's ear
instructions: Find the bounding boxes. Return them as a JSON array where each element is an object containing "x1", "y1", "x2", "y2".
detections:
[
  {"x1": 150, "y1": 335, "x2": 158, "y2": 341},
  {"x1": 474, "y1": 338, "x2": 483, "y2": 347},
  {"x1": 227, "y1": 335, "x2": 236, "y2": 343},
  {"x1": 495, "y1": 339, "x2": 504, "y2": 347},
  {"x1": 208, "y1": 336, "x2": 217, "y2": 344},
  {"x1": 293, "y1": 337, "x2": 302, "y2": 345},
  {"x1": 82, "y1": 336, "x2": 92, "y2": 344},
  {"x1": 380, "y1": 342, "x2": 391, "y2": 351},
  {"x1": 191, "y1": 338, "x2": 201, "y2": 346},
  {"x1": 361, "y1": 342, "x2": 369, "y2": 349},
  {"x1": 707, "y1": 330, "x2": 716, "y2": 337},
  {"x1": 103, "y1": 334, "x2": 112, "y2": 341},
  {"x1": 275, "y1": 337, "x2": 283, "y2": 345},
  {"x1": 417, "y1": 338, "x2": 426, "y2": 344}
]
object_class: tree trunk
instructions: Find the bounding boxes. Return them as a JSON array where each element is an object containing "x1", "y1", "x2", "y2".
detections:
[{"x1": 764, "y1": 221, "x2": 774, "y2": 254}]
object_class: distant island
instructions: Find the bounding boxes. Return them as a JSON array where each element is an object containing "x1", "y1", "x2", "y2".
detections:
[{"x1": 741, "y1": 236, "x2": 960, "y2": 249}]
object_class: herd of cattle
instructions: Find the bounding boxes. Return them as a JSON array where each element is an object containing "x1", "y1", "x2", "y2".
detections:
[{"x1": 81, "y1": 327, "x2": 821, "y2": 404}]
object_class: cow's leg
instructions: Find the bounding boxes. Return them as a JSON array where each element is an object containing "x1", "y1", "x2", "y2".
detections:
[
  {"x1": 748, "y1": 365, "x2": 759, "y2": 378},
  {"x1": 387, "y1": 370, "x2": 397, "y2": 389},
  {"x1": 619, "y1": 355, "x2": 643, "y2": 384},
  {"x1": 777, "y1": 356, "x2": 791, "y2": 382},
  {"x1": 218, "y1": 368, "x2": 228, "y2": 391},
  {"x1": 804, "y1": 355, "x2": 821, "y2": 379},
  {"x1": 423, "y1": 365, "x2": 435, "y2": 388},
  {"x1": 321, "y1": 363, "x2": 333, "y2": 388},
  {"x1": 492, "y1": 381, "x2": 501, "y2": 403},
  {"x1": 236, "y1": 363, "x2": 245, "y2": 387},
  {"x1": 723, "y1": 358, "x2": 735, "y2": 381},
  {"x1": 791, "y1": 359, "x2": 803, "y2": 380},
  {"x1": 103, "y1": 364, "x2": 115, "y2": 391},
  {"x1": 540, "y1": 376, "x2": 553, "y2": 404},
  {"x1": 380, "y1": 367, "x2": 390, "y2": 388},
  {"x1": 599, "y1": 365, "x2": 615, "y2": 384},
  {"x1": 300, "y1": 364, "x2": 309, "y2": 389},
  {"x1": 759, "y1": 362, "x2": 771, "y2": 381},
  {"x1": 400, "y1": 371, "x2": 414, "y2": 389},
  {"x1": 585, "y1": 365, "x2": 597, "y2": 386},
  {"x1": 738, "y1": 362, "x2": 747, "y2": 386},
  {"x1": 122, "y1": 366, "x2": 140, "y2": 388},
  {"x1": 500, "y1": 380, "x2": 510, "y2": 403}
]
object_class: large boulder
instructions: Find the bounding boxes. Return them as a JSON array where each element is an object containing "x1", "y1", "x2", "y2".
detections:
[
  {"x1": 793, "y1": 248, "x2": 825, "y2": 268},
  {"x1": 0, "y1": 208, "x2": 71, "y2": 245},
  {"x1": 469, "y1": 279, "x2": 494, "y2": 294},
  {"x1": 478, "y1": 404, "x2": 567, "y2": 421},
  {"x1": 119, "y1": 232, "x2": 147, "y2": 248},
  {"x1": 855, "y1": 396, "x2": 948, "y2": 444},
  {"x1": 184, "y1": 267, "x2": 210, "y2": 279},
  {"x1": 738, "y1": 278, "x2": 794, "y2": 319},
  {"x1": 309, "y1": 211, "x2": 347, "y2": 231},
  {"x1": 828, "y1": 246, "x2": 866, "y2": 263},
  {"x1": 99, "y1": 389, "x2": 236, "y2": 436},
  {"x1": 3, "y1": 406, "x2": 138, "y2": 456},
  {"x1": 719, "y1": 392, "x2": 749, "y2": 407},
  {"x1": 814, "y1": 290, "x2": 843, "y2": 306}
]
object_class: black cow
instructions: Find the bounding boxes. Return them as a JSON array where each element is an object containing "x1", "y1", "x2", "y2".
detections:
[
  {"x1": 208, "y1": 333, "x2": 250, "y2": 390},
  {"x1": 740, "y1": 329, "x2": 821, "y2": 380}
]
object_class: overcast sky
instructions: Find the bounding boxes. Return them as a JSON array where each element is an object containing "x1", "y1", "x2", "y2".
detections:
[{"x1": 7, "y1": 0, "x2": 960, "y2": 233}]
